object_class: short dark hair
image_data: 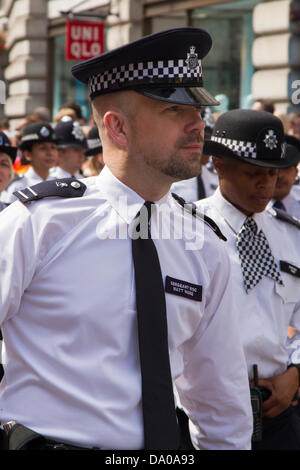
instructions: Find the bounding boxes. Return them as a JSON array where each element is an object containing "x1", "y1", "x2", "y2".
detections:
[
  {"x1": 257, "y1": 99, "x2": 274, "y2": 114},
  {"x1": 60, "y1": 101, "x2": 83, "y2": 119}
]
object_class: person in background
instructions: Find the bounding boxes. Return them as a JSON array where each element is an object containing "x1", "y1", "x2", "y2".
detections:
[
  {"x1": 81, "y1": 125, "x2": 104, "y2": 177},
  {"x1": 251, "y1": 99, "x2": 274, "y2": 114},
  {"x1": 33, "y1": 107, "x2": 51, "y2": 123},
  {"x1": 0, "y1": 131, "x2": 17, "y2": 211},
  {"x1": 288, "y1": 112, "x2": 300, "y2": 139},
  {"x1": 197, "y1": 109, "x2": 300, "y2": 450},
  {"x1": 53, "y1": 107, "x2": 78, "y2": 124},
  {"x1": 51, "y1": 120, "x2": 87, "y2": 179},
  {"x1": 268, "y1": 136, "x2": 300, "y2": 219},
  {"x1": 2, "y1": 122, "x2": 57, "y2": 203}
]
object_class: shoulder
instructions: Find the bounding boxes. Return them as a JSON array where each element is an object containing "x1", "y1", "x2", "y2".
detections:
[
  {"x1": 172, "y1": 192, "x2": 227, "y2": 241},
  {"x1": 267, "y1": 206, "x2": 300, "y2": 230},
  {"x1": 13, "y1": 177, "x2": 87, "y2": 204},
  {"x1": 5, "y1": 174, "x2": 24, "y2": 191}
]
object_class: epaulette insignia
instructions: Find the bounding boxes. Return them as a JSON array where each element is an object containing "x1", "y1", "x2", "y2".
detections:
[
  {"x1": 172, "y1": 192, "x2": 227, "y2": 241},
  {"x1": 268, "y1": 206, "x2": 300, "y2": 230},
  {"x1": 13, "y1": 177, "x2": 87, "y2": 203}
]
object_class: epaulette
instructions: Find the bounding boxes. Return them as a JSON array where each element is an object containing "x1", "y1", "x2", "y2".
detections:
[
  {"x1": 268, "y1": 206, "x2": 300, "y2": 230},
  {"x1": 13, "y1": 177, "x2": 87, "y2": 203},
  {"x1": 172, "y1": 192, "x2": 227, "y2": 241}
]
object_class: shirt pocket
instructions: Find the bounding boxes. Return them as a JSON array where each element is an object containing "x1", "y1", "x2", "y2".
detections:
[{"x1": 275, "y1": 261, "x2": 300, "y2": 307}]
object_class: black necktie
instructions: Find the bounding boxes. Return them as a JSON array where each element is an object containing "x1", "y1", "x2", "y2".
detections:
[
  {"x1": 236, "y1": 216, "x2": 283, "y2": 293},
  {"x1": 197, "y1": 174, "x2": 206, "y2": 200},
  {"x1": 132, "y1": 201, "x2": 180, "y2": 450},
  {"x1": 273, "y1": 200, "x2": 286, "y2": 211}
]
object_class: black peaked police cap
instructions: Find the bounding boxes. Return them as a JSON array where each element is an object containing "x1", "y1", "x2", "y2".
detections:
[
  {"x1": 71, "y1": 28, "x2": 219, "y2": 107},
  {"x1": 19, "y1": 122, "x2": 57, "y2": 151},
  {"x1": 0, "y1": 131, "x2": 17, "y2": 162},
  {"x1": 85, "y1": 125, "x2": 102, "y2": 157},
  {"x1": 55, "y1": 120, "x2": 87, "y2": 149},
  {"x1": 203, "y1": 109, "x2": 290, "y2": 169}
]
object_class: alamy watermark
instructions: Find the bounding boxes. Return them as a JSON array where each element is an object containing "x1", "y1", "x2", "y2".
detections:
[
  {"x1": 95, "y1": 196, "x2": 206, "y2": 251},
  {"x1": 291, "y1": 80, "x2": 300, "y2": 105}
]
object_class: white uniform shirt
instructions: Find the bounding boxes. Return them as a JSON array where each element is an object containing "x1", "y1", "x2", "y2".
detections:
[
  {"x1": 171, "y1": 165, "x2": 218, "y2": 203},
  {"x1": 267, "y1": 189, "x2": 300, "y2": 220},
  {"x1": 196, "y1": 188, "x2": 300, "y2": 380},
  {"x1": 0, "y1": 166, "x2": 252, "y2": 450},
  {"x1": 50, "y1": 166, "x2": 84, "y2": 180},
  {"x1": 2, "y1": 167, "x2": 55, "y2": 203}
]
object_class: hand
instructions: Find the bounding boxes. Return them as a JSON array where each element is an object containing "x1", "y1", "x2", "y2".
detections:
[{"x1": 257, "y1": 367, "x2": 299, "y2": 418}]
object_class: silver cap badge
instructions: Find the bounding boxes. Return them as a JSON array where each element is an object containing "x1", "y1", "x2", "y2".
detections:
[
  {"x1": 40, "y1": 126, "x2": 50, "y2": 137},
  {"x1": 263, "y1": 129, "x2": 278, "y2": 150},
  {"x1": 185, "y1": 45, "x2": 199, "y2": 70},
  {"x1": 72, "y1": 122, "x2": 85, "y2": 141}
]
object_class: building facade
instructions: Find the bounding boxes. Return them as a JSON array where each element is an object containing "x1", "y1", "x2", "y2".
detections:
[{"x1": 0, "y1": 0, "x2": 299, "y2": 128}]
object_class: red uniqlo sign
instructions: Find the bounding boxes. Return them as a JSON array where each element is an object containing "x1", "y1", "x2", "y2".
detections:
[{"x1": 65, "y1": 21, "x2": 104, "y2": 60}]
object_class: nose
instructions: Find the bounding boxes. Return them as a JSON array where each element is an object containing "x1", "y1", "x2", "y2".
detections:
[
  {"x1": 256, "y1": 170, "x2": 277, "y2": 190},
  {"x1": 184, "y1": 108, "x2": 205, "y2": 134}
]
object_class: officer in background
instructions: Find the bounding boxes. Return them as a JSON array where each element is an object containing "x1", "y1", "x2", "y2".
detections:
[
  {"x1": 0, "y1": 131, "x2": 17, "y2": 211},
  {"x1": 81, "y1": 125, "x2": 104, "y2": 177},
  {"x1": 51, "y1": 120, "x2": 87, "y2": 179},
  {"x1": 197, "y1": 109, "x2": 300, "y2": 450},
  {"x1": 268, "y1": 140, "x2": 300, "y2": 219},
  {"x1": 2, "y1": 122, "x2": 57, "y2": 203},
  {"x1": 0, "y1": 28, "x2": 252, "y2": 450}
]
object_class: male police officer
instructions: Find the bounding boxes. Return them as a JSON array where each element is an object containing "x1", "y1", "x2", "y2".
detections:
[
  {"x1": 268, "y1": 136, "x2": 300, "y2": 219},
  {"x1": 0, "y1": 28, "x2": 252, "y2": 450},
  {"x1": 196, "y1": 109, "x2": 300, "y2": 450}
]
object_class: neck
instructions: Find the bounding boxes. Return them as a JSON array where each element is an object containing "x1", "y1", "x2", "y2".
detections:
[
  {"x1": 106, "y1": 160, "x2": 172, "y2": 202},
  {"x1": 59, "y1": 163, "x2": 76, "y2": 176},
  {"x1": 33, "y1": 166, "x2": 49, "y2": 180}
]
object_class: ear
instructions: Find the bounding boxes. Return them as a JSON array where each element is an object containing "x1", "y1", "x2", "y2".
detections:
[
  {"x1": 103, "y1": 111, "x2": 129, "y2": 149},
  {"x1": 212, "y1": 156, "x2": 224, "y2": 176},
  {"x1": 22, "y1": 149, "x2": 32, "y2": 162}
]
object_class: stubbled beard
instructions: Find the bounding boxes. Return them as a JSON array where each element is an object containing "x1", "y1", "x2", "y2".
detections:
[{"x1": 142, "y1": 133, "x2": 204, "y2": 180}]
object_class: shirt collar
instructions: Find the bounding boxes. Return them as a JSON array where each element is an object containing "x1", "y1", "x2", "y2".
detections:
[
  {"x1": 211, "y1": 187, "x2": 265, "y2": 234},
  {"x1": 96, "y1": 165, "x2": 172, "y2": 225}
]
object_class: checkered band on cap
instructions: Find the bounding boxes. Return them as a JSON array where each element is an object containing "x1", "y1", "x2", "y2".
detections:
[
  {"x1": 89, "y1": 59, "x2": 203, "y2": 95},
  {"x1": 87, "y1": 138, "x2": 101, "y2": 149},
  {"x1": 211, "y1": 136, "x2": 257, "y2": 159}
]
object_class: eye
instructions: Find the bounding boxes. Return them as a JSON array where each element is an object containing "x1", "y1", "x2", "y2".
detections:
[{"x1": 166, "y1": 105, "x2": 180, "y2": 112}]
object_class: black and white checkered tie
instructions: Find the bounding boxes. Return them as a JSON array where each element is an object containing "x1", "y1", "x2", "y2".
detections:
[{"x1": 236, "y1": 217, "x2": 283, "y2": 293}]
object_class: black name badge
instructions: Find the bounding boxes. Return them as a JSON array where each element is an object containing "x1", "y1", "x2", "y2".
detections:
[
  {"x1": 165, "y1": 276, "x2": 202, "y2": 301},
  {"x1": 280, "y1": 261, "x2": 300, "y2": 278}
]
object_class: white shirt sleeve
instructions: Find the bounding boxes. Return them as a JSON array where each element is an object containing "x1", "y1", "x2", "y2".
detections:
[
  {"x1": 175, "y1": 245, "x2": 253, "y2": 450},
  {"x1": 0, "y1": 202, "x2": 37, "y2": 324}
]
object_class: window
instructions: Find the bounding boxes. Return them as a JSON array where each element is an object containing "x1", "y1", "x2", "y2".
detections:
[
  {"x1": 52, "y1": 34, "x2": 90, "y2": 121},
  {"x1": 191, "y1": 0, "x2": 258, "y2": 110}
]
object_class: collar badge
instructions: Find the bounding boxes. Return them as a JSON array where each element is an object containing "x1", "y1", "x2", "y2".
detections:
[{"x1": 263, "y1": 129, "x2": 278, "y2": 150}]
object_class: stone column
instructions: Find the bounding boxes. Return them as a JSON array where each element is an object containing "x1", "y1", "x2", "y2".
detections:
[
  {"x1": 4, "y1": 0, "x2": 48, "y2": 128},
  {"x1": 106, "y1": 0, "x2": 143, "y2": 50},
  {"x1": 252, "y1": 0, "x2": 300, "y2": 113}
]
